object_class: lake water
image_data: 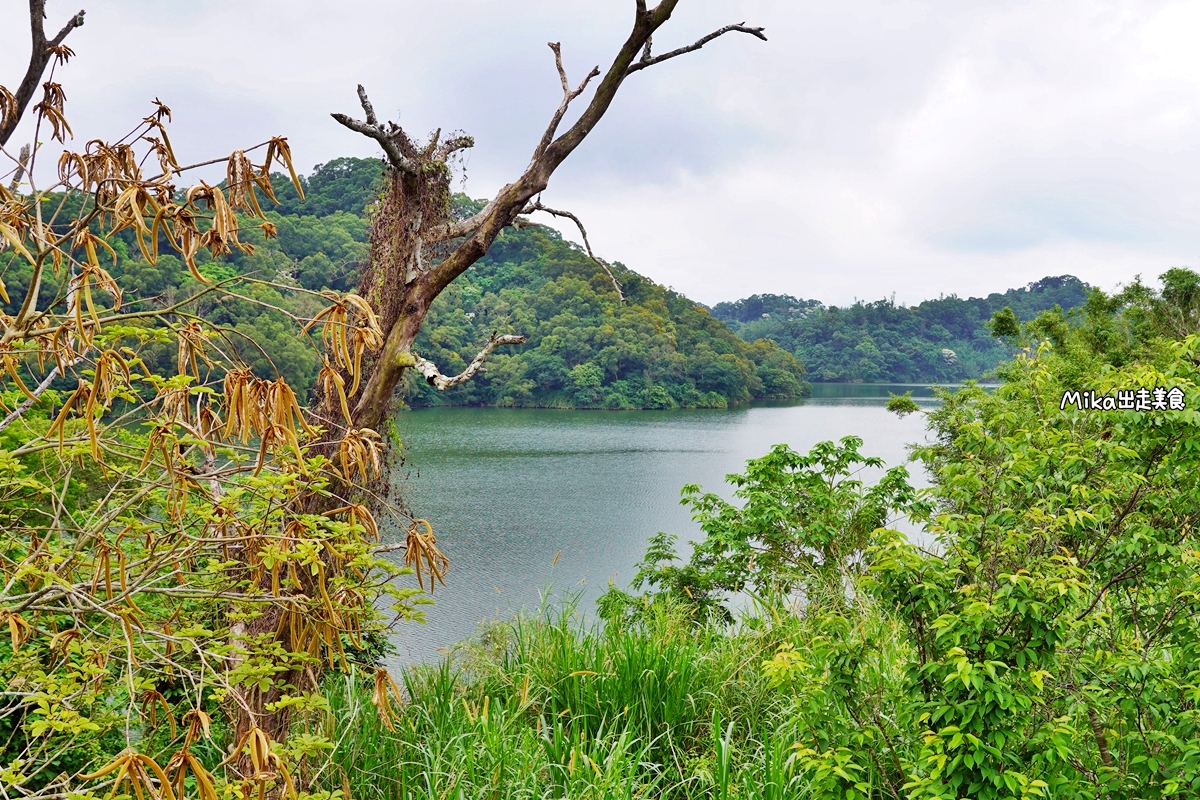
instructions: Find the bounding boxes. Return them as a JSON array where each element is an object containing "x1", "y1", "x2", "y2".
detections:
[{"x1": 381, "y1": 384, "x2": 944, "y2": 668}]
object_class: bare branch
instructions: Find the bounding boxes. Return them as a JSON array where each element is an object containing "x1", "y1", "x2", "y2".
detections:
[
  {"x1": 331, "y1": 112, "x2": 413, "y2": 173},
  {"x1": 0, "y1": 2, "x2": 85, "y2": 147},
  {"x1": 430, "y1": 195, "x2": 502, "y2": 243},
  {"x1": 332, "y1": 86, "x2": 416, "y2": 174},
  {"x1": 7, "y1": 144, "x2": 30, "y2": 193},
  {"x1": 626, "y1": 23, "x2": 767, "y2": 75},
  {"x1": 0, "y1": 364, "x2": 62, "y2": 434},
  {"x1": 433, "y1": 211, "x2": 485, "y2": 243},
  {"x1": 412, "y1": 333, "x2": 526, "y2": 391},
  {"x1": 551, "y1": 42, "x2": 572, "y2": 95},
  {"x1": 522, "y1": 200, "x2": 623, "y2": 302},
  {"x1": 530, "y1": 43, "x2": 601, "y2": 164},
  {"x1": 146, "y1": 139, "x2": 272, "y2": 182},
  {"x1": 434, "y1": 134, "x2": 475, "y2": 161},
  {"x1": 356, "y1": 84, "x2": 379, "y2": 126}
]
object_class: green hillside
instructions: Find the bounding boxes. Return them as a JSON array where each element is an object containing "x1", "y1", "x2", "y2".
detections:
[
  {"x1": 712, "y1": 276, "x2": 1091, "y2": 383},
  {"x1": 264, "y1": 159, "x2": 810, "y2": 409},
  {"x1": 401, "y1": 222, "x2": 808, "y2": 409},
  {"x1": 4, "y1": 152, "x2": 1088, "y2": 396},
  {"x1": 2, "y1": 157, "x2": 807, "y2": 410}
]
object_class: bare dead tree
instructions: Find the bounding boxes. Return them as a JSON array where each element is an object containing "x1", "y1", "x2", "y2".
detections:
[
  {"x1": 222, "y1": 1, "x2": 767, "y2": 757},
  {"x1": 329, "y1": 0, "x2": 767, "y2": 434},
  {"x1": 0, "y1": 0, "x2": 85, "y2": 147}
]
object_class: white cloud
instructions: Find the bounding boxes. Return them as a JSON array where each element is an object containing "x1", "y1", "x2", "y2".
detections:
[{"x1": 2, "y1": 0, "x2": 1198, "y2": 306}]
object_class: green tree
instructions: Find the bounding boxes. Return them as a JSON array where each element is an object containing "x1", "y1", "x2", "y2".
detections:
[
  {"x1": 621, "y1": 436, "x2": 926, "y2": 621},
  {"x1": 616, "y1": 269, "x2": 1200, "y2": 799},
  {"x1": 987, "y1": 305, "x2": 1020, "y2": 340},
  {"x1": 568, "y1": 361, "x2": 604, "y2": 406},
  {"x1": 401, "y1": 223, "x2": 808, "y2": 409},
  {"x1": 713, "y1": 277, "x2": 1092, "y2": 383}
]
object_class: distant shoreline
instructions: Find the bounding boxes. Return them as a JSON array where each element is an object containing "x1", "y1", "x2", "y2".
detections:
[{"x1": 400, "y1": 382, "x2": 1002, "y2": 413}]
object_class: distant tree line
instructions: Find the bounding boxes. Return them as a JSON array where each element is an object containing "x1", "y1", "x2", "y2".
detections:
[
  {"x1": 711, "y1": 276, "x2": 1092, "y2": 382},
  {"x1": 2, "y1": 151, "x2": 1093, "y2": 397}
]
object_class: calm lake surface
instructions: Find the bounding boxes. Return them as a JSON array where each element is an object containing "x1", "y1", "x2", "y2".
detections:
[{"x1": 382, "y1": 384, "x2": 945, "y2": 667}]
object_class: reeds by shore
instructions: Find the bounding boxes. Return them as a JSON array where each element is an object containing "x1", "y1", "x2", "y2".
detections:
[{"x1": 311, "y1": 594, "x2": 890, "y2": 799}]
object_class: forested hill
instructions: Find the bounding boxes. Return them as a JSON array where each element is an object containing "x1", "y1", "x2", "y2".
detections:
[
  {"x1": 1, "y1": 157, "x2": 806, "y2": 410},
  {"x1": 401, "y1": 223, "x2": 809, "y2": 409},
  {"x1": 266, "y1": 159, "x2": 809, "y2": 408},
  {"x1": 711, "y1": 276, "x2": 1091, "y2": 383}
]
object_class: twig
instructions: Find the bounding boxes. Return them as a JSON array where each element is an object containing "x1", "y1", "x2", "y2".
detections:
[
  {"x1": 331, "y1": 86, "x2": 417, "y2": 174},
  {"x1": 145, "y1": 139, "x2": 272, "y2": 182},
  {"x1": 434, "y1": 134, "x2": 475, "y2": 161},
  {"x1": 626, "y1": 23, "x2": 767, "y2": 75},
  {"x1": 523, "y1": 200, "x2": 623, "y2": 302},
  {"x1": 6, "y1": 144, "x2": 30, "y2": 192},
  {"x1": 0, "y1": 363, "x2": 69, "y2": 434},
  {"x1": 1075, "y1": 561, "x2": 1146, "y2": 622},
  {"x1": 530, "y1": 43, "x2": 600, "y2": 164}
]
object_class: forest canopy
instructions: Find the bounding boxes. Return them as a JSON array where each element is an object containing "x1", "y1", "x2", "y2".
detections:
[
  {"x1": 712, "y1": 276, "x2": 1091, "y2": 383},
  {"x1": 402, "y1": 222, "x2": 809, "y2": 410},
  {"x1": 2, "y1": 157, "x2": 808, "y2": 410},
  {"x1": 9, "y1": 153, "x2": 1099, "y2": 408}
]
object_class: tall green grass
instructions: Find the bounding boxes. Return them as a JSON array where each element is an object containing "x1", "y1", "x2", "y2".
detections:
[{"x1": 310, "y1": 595, "x2": 891, "y2": 799}]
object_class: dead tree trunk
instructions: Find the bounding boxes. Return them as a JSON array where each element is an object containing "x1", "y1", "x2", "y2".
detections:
[
  {"x1": 329, "y1": 1, "x2": 766, "y2": 434},
  {"x1": 235, "y1": 0, "x2": 766, "y2": 772}
]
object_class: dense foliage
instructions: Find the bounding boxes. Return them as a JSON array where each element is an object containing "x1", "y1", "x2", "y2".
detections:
[
  {"x1": 2, "y1": 158, "x2": 807, "y2": 411},
  {"x1": 232, "y1": 267, "x2": 1196, "y2": 800},
  {"x1": 37, "y1": 8, "x2": 1200, "y2": 799},
  {"x1": 404, "y1": 222, "x2": 809, "y2": 410},
  {"x1": 6, "y1": 55, "x2": 1199, "y2": 796},
  {"x1": 596, "y1": 268, "x2": 1200, "y2": 798},
  {"x1": 0, "y1": 90, "x2": 413, "y2": 800},
  {"x1": 712, "y1": 276, "x2": 1090, "y2": 383}
]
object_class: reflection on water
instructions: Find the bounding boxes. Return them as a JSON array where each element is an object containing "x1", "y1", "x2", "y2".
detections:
[{"x1": 382, "y1": 385, "x2": 939, "y2": 668}]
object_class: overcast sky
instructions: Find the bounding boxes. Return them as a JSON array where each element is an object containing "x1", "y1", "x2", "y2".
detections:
[{"x1": 3, "y1": 0, "x2": 1199, "y2": 306}]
